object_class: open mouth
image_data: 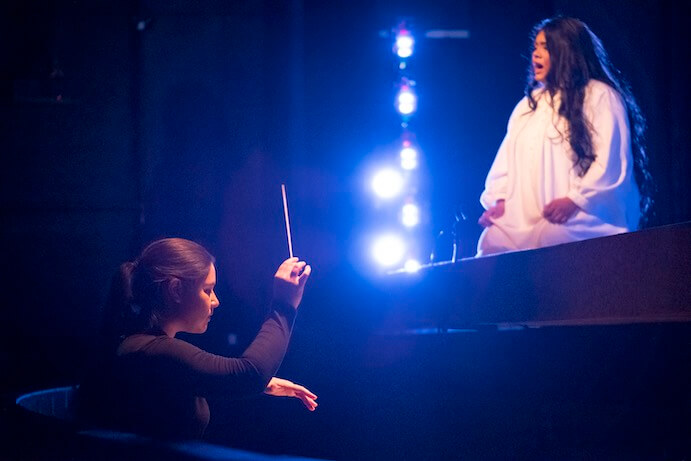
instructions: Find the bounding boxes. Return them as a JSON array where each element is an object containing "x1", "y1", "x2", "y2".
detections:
[{"x1": 534, "y1": 62, "x2": 544, "y2": 71}]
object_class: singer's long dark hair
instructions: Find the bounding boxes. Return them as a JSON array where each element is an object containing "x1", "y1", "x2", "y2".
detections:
[
  {"x1": 102, "y1": 238, "x2": 215, "y2": 343},
  {"x1": 525, "y1": 16, "x2": 653, "y2": 221}
]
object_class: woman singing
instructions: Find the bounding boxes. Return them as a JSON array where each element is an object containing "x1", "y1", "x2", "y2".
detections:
[{"x1": 477, "y1": 16, "x2": 651, "y2": 256}]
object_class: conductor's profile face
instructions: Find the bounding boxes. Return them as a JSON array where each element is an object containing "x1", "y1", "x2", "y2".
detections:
[
  {"x1": 177, "y1": 263, "x2": 220, "y2": 334},
  {"x1": 532, "y1": 30, "x2": 551, "y2": 83}
]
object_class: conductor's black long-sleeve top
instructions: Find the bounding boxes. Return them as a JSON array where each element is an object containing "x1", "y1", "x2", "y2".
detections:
[{"x1": 77, "y1": 302, "x2": 296, "y2": 439}]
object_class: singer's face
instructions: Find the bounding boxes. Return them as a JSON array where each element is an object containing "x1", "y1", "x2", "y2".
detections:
[{"x1": 532, "y1": 30, "x2": 551, "y2": 83}]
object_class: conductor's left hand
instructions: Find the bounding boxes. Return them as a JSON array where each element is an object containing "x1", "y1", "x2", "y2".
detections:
[{"x1": 264, "y1": 377, "x2": 318, "y2": 411}]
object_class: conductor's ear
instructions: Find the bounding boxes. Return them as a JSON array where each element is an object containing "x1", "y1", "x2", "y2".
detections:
[{"x1": 165, "y1": 278, "x2": 184, "y2": 305}]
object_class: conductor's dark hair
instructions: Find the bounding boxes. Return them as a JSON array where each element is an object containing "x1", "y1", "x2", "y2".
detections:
[
  {"x1": 103, "y1": 238, "x2": 215, "y2": 340},
  {"x1": 525, "y1": 16, "x2": 653, "y2": 223}
]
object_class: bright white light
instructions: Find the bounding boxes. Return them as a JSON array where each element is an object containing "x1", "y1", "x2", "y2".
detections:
[
  {"x1": 397, "y1": 46, "x2": 413, "y2": 58},
  {"x1": 371, "y1": 168, "x2": 404, "y2": 199},
  {"x1": 397, "y1": 89, "x2": 417, "y2": 115},
  {"x1": 398, "y1": 91, "x2": 415, "y2": 105},
  {"x1": 404, "y1": 259, "x2": 421, "y2": 273},
  {"x1": 372, "y1": 234, "x2": 406, "y2": 267},
  {"x1": 401, "y1": 203, "x2": 420, "y2": 227},
  {"x1": 393, "y1": 31, "x2": 414, "y2": 58},
  {"x1": 398, "y1": 103, "x2": 414, "y2": 115},
  {"x1": 400, "y1": 147, "x2": 418, "y2": 170},
  {"x1": 395, "y1": 34, "x2": 414, "y2": 58},
  {"x1": 396, "y1": 35, "x2": 414, "y2": 50}
]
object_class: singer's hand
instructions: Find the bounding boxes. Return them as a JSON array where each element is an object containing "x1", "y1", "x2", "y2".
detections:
[
  {"x1": 543, "y1": 197, "x2": 579, "y2": 224},
  {"x1": 478, "y1": 200, "x2": 505, "y2": 227},
  {"x1": 273, "y1": 257, "x2": 311, "y2": 309}
]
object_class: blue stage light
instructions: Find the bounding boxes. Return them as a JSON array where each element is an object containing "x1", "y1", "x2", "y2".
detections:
[
  {"x1": 404, "y1": 259, "x2": 422, "y2": 273},
  {"x1": 395, "y1": 33, "x2": 414, "y2": 58},
  {"x1": 371, "y1": 168, "x2": 404, "y2": 199},
  {"x1": 372, "y1": 234, "x2": 406, "y2": 267},
  {"x1": 397, "y1": 88, "x2": 417, "y2": 115},
  {"x1": 400, "y1": 146, "x2": 418, "y2": 170},
  {"x1": 401, "y1": 203, "x2": 420, "y2": 227}
]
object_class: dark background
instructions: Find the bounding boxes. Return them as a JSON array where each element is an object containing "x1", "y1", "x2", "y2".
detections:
[{"x1": 1, "y1": 0, "x2": 689, "y2": 459}]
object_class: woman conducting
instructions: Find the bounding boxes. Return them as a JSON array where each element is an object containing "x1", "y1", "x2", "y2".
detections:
[
  {"x1": 477, "y1": 16, "x2": 651, "y2": 256},
  {"x1": 77, "y1": 238, "x2": 316, "y2": 439}
]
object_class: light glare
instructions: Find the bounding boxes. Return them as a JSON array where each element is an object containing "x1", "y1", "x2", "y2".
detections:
[
  {"x1": 398, "y1": 91, "x2": 415, "y2": 105},
  {"x1": 401, "y1": 203, "x2": 420, "y2": 227},
  {"x1": 372, "y1": 235, "x2": 406, "y2": 267},
  {"x1": 395, "y1": 35, "x2": 414, "y2": 58},
  {"x1": 398, "y1": 103, "x2": 414, "y2": 115},
  {"x1": 404, "y1": 259, "x2": 421, "y2": 273},
  {"x1": 397, "y1": 47, "x2": 413, "y2": 58},
  {"x1": 396, "y1": 35, "x2": 414, "y2": 50},
  {"x1": 397, "y1": 89, "x2": 417, "y2": 115},
  {"x1": 400, "y1": 147, "x2": 418, "y2": 170},
  {"x1": 371, "y1": 168, "x2": 404, "y2": 199}
]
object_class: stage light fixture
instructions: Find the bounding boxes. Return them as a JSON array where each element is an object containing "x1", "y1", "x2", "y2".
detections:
[
  {"x1": 401, "y1": 203, "x2": 420, "y2": 227},
  {"x1": 404, "y1": 259, "x2": 421, "y2": 273},
  {"x1": 371, "y1": 168, "x2": 404, "y2": 199},
  {"x1": 400, "y1": 146, "x2": 418, "y2": 170},
  {"x1": 395, "y1": 33, "x2": 414, "y2": 58},
  {"x1": 397, "y1": 87, "x2": 417, "y2": 115},
  {"x1": 372, "y1": 234, "x2": 406, "y2": 267}
]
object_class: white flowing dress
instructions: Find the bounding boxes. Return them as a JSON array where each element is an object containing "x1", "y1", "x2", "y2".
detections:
[{"x1": 477, "y1": 80, "x2": 640, "y2": 256}]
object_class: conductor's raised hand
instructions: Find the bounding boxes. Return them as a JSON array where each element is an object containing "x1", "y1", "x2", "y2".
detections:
[
  {"x1": 264, "y1": 377, "x2": 318, "y2": 411},
  {"x1": 273, "y1": 257, "x2": 311, "y2": 309}
]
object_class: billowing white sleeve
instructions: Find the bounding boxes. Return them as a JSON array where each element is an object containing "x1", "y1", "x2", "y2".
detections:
[
  {"x1": 480, "y1": 136, "x2": 509, "y2": 209},
  {"x1": 480, "y1": 102, "x2": 522, "y2": 209},
  {"x1": 566, "y1": 86, "x2": 633, "y2": 220}
]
